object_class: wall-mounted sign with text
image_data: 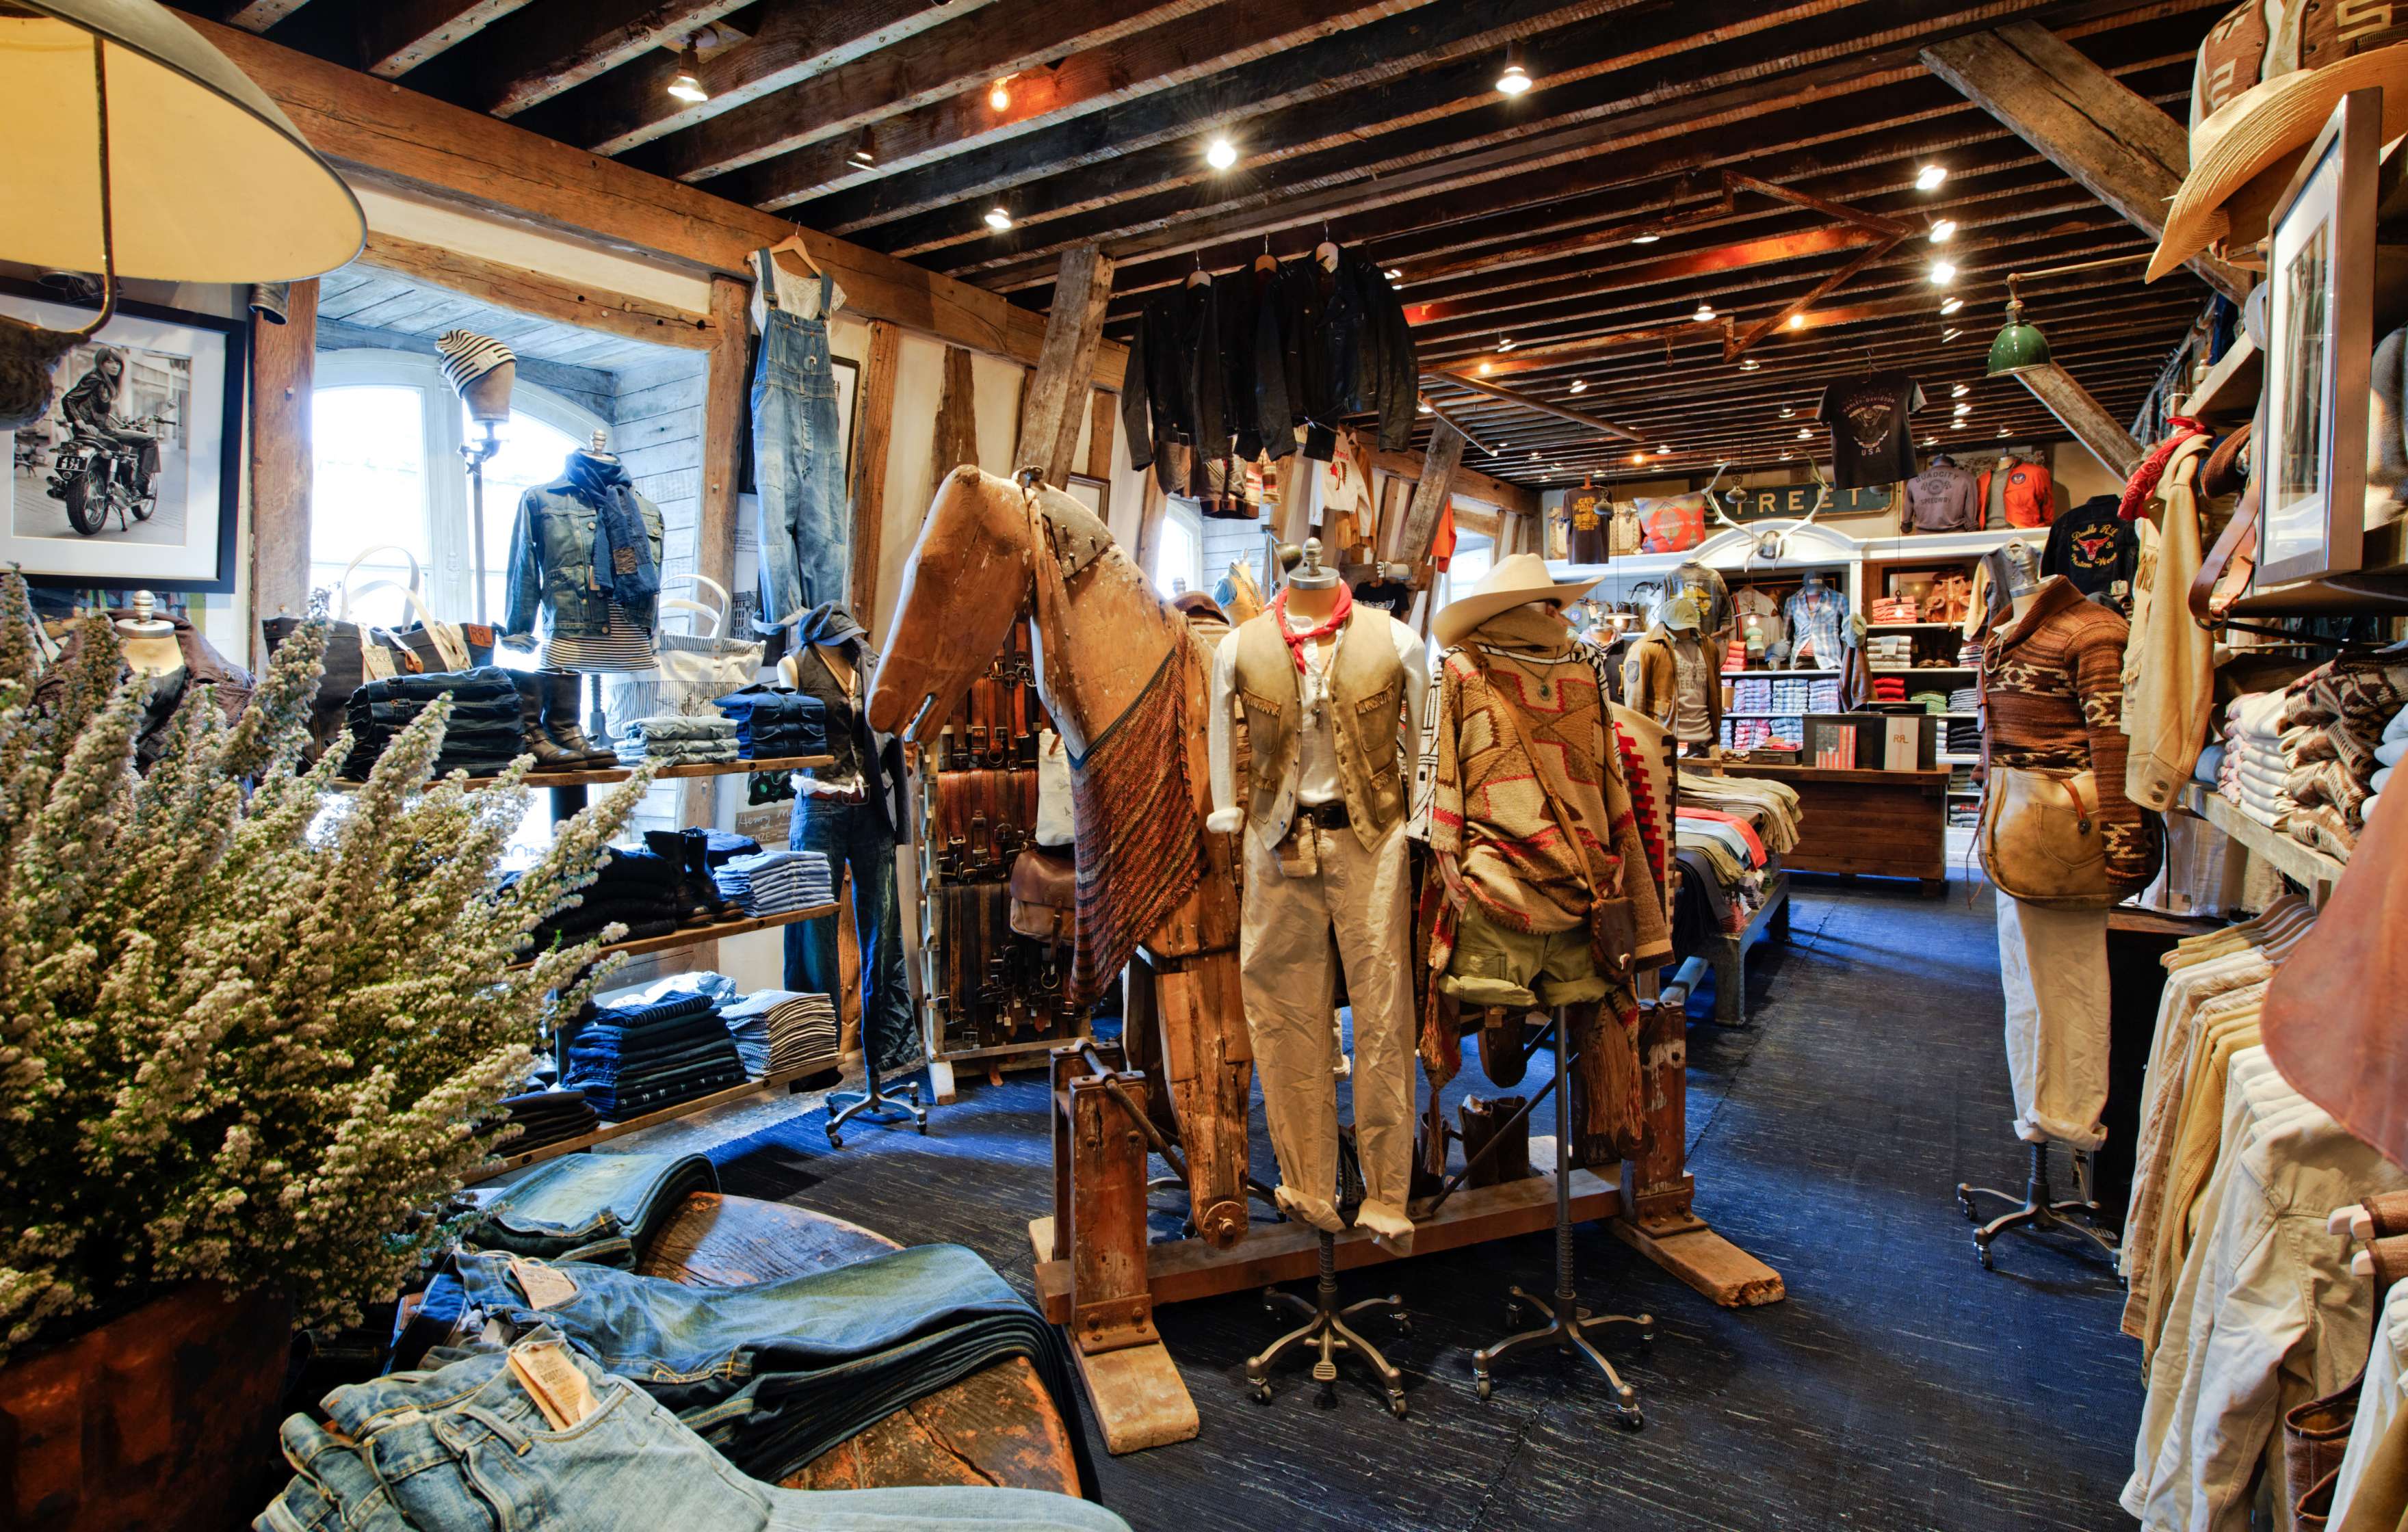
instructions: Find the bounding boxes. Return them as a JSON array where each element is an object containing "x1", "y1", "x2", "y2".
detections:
[{"x1": 1714, "y1": 482, "x2": 1894, "y2": 522}]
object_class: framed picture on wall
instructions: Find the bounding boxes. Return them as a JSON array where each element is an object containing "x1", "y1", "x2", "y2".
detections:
[
  {"x1": 2260, "y1": 88, "x2": 2381, "y2": 587},
  {"x1": 1064, "y1": 473, "x2": 1109, "y2": 519},
  {"x1": 0, "y1": 283, "x2": 244, "y2": 592},
  {"x1": 831, "y1": 355, "x2": 861, "y2": 483}
]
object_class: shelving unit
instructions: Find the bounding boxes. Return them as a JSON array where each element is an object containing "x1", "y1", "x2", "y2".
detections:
[
  {"x1": 2175, "y1": 782, "x2": 2345, "y2": 901},
  {"x1": 2180, "y1": 333, "x2": 2260, "y2": 423},
  {"x1": 476, "y1": 1060, "x2": 835, "y2": 1178},
  {"x1": 1870, "y1": 665, "x2": 1976, "y2": 675},
  {"x1": 510, "y1": 902, "x2": 839, "y2": 968},
  {"x1": 1863, "y1": 621, "x2": 1960, "y2": 631},
  {"x1": 333, "y1": 753, "x2": 835, "y2": 791}
]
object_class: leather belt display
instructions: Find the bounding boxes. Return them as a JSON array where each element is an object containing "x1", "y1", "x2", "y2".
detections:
[{"x1": 1295, "y1": 800, "x2": 1351, "y2": 830}]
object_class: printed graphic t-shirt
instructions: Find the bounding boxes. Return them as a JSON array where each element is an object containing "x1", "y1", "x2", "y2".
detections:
[{"x1": 1817, "y1": 372, "x2": 1925, "y2": 488}]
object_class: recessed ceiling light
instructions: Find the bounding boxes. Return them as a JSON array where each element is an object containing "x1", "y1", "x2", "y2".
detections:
[
  {"x1": 667, "y1": 42, "x2": 708, "y2": 103},
  {"x1": 1941, "y1": 327, "x2": 1963, "y2": 342},
  {"x1": 1939, "y1": 297, "x2": 1963, "y2": 316},
  {"x1": 1568, "y1": 380, "x2": 1587, "y2": 395},
  {"x1": 989, "y1": 76, "x2": 1014, "y2": 111},
  {"x1": 1631, "y1": 232, "x2": 1660, "y2": 244},
  {"x1": 1496, "y1": 44, "x2": 1532, "y2": 95},
  {"x1": 1928, "y1": 261, "x2": 1956, "y2": 287},
  {"x1": 1692, "y1": 300, "x2": 1716, "y2": 323},
  {"x1": 1478, "y1": 360, "x2": 1493, "y2": 374},
  {"x1": 983, "y1": 206, "x2": 1013, "y2": 232},
  {"x1": 1916, "y1": 163, "x2": 1948, "y2": 191},
  {"x1": 1928, "y1": 220, "x2": 1957, "y2": 243},
  {"x1": 1205, "y1": 137, "x2": 1238, "y2": 171},
  {"x1": 1739, "y1": 358, "x2": 1759, "y2": 371}
]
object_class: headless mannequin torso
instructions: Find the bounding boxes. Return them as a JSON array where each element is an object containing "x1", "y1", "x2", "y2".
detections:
[{"x1": 117, "y1": 590, "x2": 181, "y2": 677}]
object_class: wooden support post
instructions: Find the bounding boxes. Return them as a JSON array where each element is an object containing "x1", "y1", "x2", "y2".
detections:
[
  {"x1": 1920, "y1": 23, "x2": 2250, "y2": 301},
  {"x1": 1066, "y1": 1070, "x2": 1157, "y2": 1353},
  {"x1": 1132, "y1": 469, "x2": 1170, "y2": 578},
  {"x1": 1084, "y1": 390, "x2": 1116, "y2": 482},
  {"x1": 675, "y1": 272, "x2": 751, "y2": 900},
  {"x1": 1016, "y1": 246, "x2": 1116, "y2": 486},
  {"x1": 932, "y1": 345, "x2": 980, "y2": 481},
  {"x1": 849, "y1": 321, "x2": 902, "y2": 627},
  {"x1": 248, "y1": 279, "x2": 317, "y2": 661},
  {"x1": 1393, "y1": 421, "x2": 1466, "y2": 568},
  {"x1": 2010, "y1": 360, "x2": 2145, "y2": 480}
]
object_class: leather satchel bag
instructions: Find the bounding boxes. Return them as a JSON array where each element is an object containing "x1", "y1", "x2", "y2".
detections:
[
  {"x1": 1008, "y1": 847, "x2": 1076, "y2": 945},
  {"x1": 1977, "y1": 765, "x2": 2115, "y2": 908}
]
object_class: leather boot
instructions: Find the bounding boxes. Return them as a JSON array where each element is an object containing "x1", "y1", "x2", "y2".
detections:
[
  {"x1": 540, "y1": 670, "x2": 615, "y2": 766},
  {"x1": 508, "y1": 670, "x2": 588, "y2": 770},
  {"x1": 685, "y1": 832, "x2": 740, "y2": 920},
  {"x1": 1461, "y1": 1095, "x2": 1531, "y2": 1188}
]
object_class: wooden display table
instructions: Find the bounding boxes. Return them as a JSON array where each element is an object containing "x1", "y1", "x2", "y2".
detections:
[
  {"x1": 1718, "y1": 763, "x2": 1950, "y2": 896},
  {"x1": 640, "y1": 1191, "x2": 1079, "y2": 1496}
]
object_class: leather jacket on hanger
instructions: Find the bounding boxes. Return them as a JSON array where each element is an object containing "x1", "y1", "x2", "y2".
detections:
[{"x1": 1274, "y1": 242, "x2": 1417, "y2": 456}]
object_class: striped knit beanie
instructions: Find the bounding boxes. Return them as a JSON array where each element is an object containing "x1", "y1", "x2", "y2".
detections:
[{"x1": 434, "y1": 330, "x2": 514, "y2": 394}]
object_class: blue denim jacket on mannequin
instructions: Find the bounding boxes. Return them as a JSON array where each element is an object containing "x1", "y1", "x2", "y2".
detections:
[
  {"x1": 501, "y1": 472, "x2": 666, "y2": 643},
  {"x1": 257, "y1": 1332, "x2": 1129, "y2": 1532}
]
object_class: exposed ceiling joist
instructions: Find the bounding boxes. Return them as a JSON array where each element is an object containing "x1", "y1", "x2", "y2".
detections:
[
  {"x1": 365, "y1": 0, "x2": 531, "y2": 79},
  {"x1": 472, "y1": 0, "x2": 757, "y2": 118}
]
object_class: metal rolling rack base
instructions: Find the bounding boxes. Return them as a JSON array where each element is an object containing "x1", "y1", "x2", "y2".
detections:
[
  {"x1": 826, "y1": 1063, "x2": 928, "y2": 1146},
  {"x1": 1246, "y1": 1230, "x2": 1413, "y2": 1418},
  {"x1": 1955, "y1": 1141, "x2": 2119, "y2": 1271}
]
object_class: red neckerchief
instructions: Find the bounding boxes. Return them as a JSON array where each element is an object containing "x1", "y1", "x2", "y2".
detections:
[
  {"x1": 2119, "y1": 415, "x2": 2207, "y2": 521},
  {"x1": 1268, "y1": 581, "x2": 1352, "y2": 672}
]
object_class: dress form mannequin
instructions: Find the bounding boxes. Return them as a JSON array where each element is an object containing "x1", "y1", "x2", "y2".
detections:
[
  {"x1": 2002, "y1": 538, "x2": 2043, "y2": 622},
  {"x1": 116, "y1": 590, "x2": 181, "y2": 676}
]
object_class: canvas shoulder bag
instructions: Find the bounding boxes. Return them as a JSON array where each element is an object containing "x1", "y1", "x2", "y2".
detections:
[{"x1": 1976, "y1": 765, "x2": 2115, "y2": 908}]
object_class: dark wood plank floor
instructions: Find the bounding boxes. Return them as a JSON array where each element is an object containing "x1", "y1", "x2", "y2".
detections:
[{"x1": 707, "y1": 880, "x2": 2142, "y2": 1531}]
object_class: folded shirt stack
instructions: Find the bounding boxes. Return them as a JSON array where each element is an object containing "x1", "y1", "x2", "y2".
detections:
[
  {"x1": 2268, "y1": 659, "x2": 2408, "y2": 860},
  {"x1": 511, "y1": 846, "x2": 690, "y2": 953},
  {"x1": 1807, "y1": 679, "x2": 1842, "y2": 711},
  {"x1": 343, "y1": 665, "x2": 523, "y2": 779},
  {"x1": 616, "y1": 713, "x2": 740, "y2": 766},
  {"x1": 1948, "y1": 719, "x2": 1983, "y2": 754},
  {"x1": 714, "y1": 685, "x2": 830, "y2": 759},
  {"x1": 1730, "y1": 676, "x2": 1772, "y2": 713},
  {"x1": 1724, "y1": 716, "x2": 1774, "y2": 753},
  {"x1": 719, "y1": 989, "x2": 841, "y2": 1079},
  {"x1": 1948, "y1": 687, "x2": 1981, "y2": 713},
  {"x1": 1956, "y1": 642, "x2": 1984, "y2": 668},
  {"x1": 562, "y1": 993, "x2": 748, "y2": 1119},
  {"x1": 712, "y1": 848, "x2": 836, "y2": 914},
  {"x1": 2225, "y1": 691, "x2": 2295, "y2": 830},
  {"x1": 493, "y1": 1087, "x2": 599, "y2": 1154},
  {"x1": 1911, "y1": 690, "x2": 1949, "y2": 714}
]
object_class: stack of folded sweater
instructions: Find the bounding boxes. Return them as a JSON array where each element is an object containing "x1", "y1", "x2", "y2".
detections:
[
  {"x1": 343, "y1": 666, "x2": 523, "y2": 779},
  {"x1": 616, "y1": 713, "x2": 740, "y2": 766},
  {"x1": 493, "y1": 1088, "x2": 599, "y2": 1153},
  {"x1": 714, "y1": 686, "x2": 829, "y2": 758},
  {"x1": 2223, "y1": 691, "x2": 2294, "y2": 830},
  {"x1": 714, "y1": 848, "x2": 835, "y2": 914},
  {"x1": 1872, "y1": 675, "x2": 1909, "y2": 703},
  {"x1": 720, "y1": 989, "x2": 841, "y2": 1079},
  {"x1": 514, "y1": 846, "x2": 705, "y2": 953},
  {"x1": 2275, "y1": 658, "x2": 2408, "y2": 860},
  {"x1": 1947, "y1": 719, "x2": 1983, "y2": 755},
  {"x1": 1956, "y1": 641, "x2": 1984, "y2": 668},
  {"x1": 1948, "y1": 686, "x2": 1981, "y2": 713},
  {"x1": 1911, "y1": 690, "x2": 1950, "y2": 715},
  {"x1": 562, "y1": 994, "x2": 748, "y2": 1119}
]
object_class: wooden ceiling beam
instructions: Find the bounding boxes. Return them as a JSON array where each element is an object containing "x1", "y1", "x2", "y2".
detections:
[
  {"x1": 512, "y1": 0, "x2": 1000, "y2": 155},
  {"x1": 463, "y1": 0, "x2": 757, "y2": 118},
  {"x1": 1424, "y1": 370, "x2": 1647, "y2": 443},
  {"x1": 626, "y1": 0, "x2": 1218, "y2": 184},
  {"x1": 222, "y1": 0, "x2": 312, "y2": 30},
  {"x1": 1406, "y1": 224, "x2": 1892, "y2": 330},
  {"x1": 1921, "y1": 21, "x2": 2250, "y2": 299},
  {"x1": 364, "y1": 0, "x2": 532, "y2": 79},
  {"x1": 723, "y1": 0, "x2": 1485, "y2": 217}
]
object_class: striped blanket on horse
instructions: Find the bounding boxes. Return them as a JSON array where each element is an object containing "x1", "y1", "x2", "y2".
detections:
[{"x1": 1064, "y1": 642, "x2": 1205, "y2": 1009}]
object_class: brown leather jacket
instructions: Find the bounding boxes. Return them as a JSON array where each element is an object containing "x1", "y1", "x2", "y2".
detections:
[{"x1": 32, "y1": 609, "x2": 253, "y2": 770}]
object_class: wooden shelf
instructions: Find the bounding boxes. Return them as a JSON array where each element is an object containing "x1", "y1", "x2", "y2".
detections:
[
  {"x1": 2177, "y1": 782, "x2": 2346, "y2": 895},
  {"x1": 469, "y1": 1057, "x2": 841, "y2": 1181},
  {"x1": 512, "y1": 902, "x2": 839, "y2": 968},
  {"x1": 1870, "y1": 665, "x2": 1976, "y2": 675},
  {"x1": 1863, "y1": 621, "x2": 1960, "y2": 630},
  {"x1": 337, "y1": 753, "x2": 834, "y2": 791},
  {"x1": 1724, "y1": 667, "x2": 1842, "y2": 677},
  {"x1": 2181, "y1": 334, "x2": 2260, "y2": 423}
]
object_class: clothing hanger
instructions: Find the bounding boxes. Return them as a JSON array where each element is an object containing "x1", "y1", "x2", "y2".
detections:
[
  {"x1": 1186, "y1": 250, "x2": 1211, "y2": 289},
  {"x1": 1254, "y1": 235, "x2": 1279, "y2": 275},
  {"x1": 1316, "y1": 220, "x2": 1339, "y2": 273},
  {"x1": 765, "y1": 226, "x2": 823, "y2": 278}
]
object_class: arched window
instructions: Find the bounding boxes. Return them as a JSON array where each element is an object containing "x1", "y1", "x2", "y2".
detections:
[{"x1": 311, "y1": 349, "x2": 604, "y2": 630}]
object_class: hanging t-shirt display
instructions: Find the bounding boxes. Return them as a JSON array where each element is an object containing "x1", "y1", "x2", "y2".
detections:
[
  {"x1": 1997, "y1": 456, "x2": 2056, "y2": 527},
  {"x1": 1564, "y1": 485, "x2": 1609, "y2": 564},
  {"x1": 1635, "y1": 494, "x2": 1708, "y2": 553},
  {"x1": 2041, "y1": 493, "x2": 2139, "y2": 613},
  {"x1": 1817, "y1": 372, "x2": 1924, "y2": 488}
]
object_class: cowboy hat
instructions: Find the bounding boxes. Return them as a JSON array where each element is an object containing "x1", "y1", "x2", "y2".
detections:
[
  {"x1": 1430, "y1": 552, "x2": 1602, "y2": 647},
  {"x1": 2148, "y1": 44, "x2": 2408, "y2": 282}
]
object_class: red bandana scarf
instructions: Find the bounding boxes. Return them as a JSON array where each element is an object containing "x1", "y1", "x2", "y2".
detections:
[
  {"x1": 2119, "y1": 415, "x2": 2207, "y2": 521},
  {"x1": 1268, "y1": 581, "x2": 1353, "y2": 672}
]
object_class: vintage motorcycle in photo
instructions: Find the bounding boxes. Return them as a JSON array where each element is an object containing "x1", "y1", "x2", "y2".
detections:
[{"x1": 45, "y1": 415, "x2": 161, "y2": 536}]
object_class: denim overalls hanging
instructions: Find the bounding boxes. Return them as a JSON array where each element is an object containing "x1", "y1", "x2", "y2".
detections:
[{"x1": 750, "y1": 255, "x2": 848, "y2": 633}]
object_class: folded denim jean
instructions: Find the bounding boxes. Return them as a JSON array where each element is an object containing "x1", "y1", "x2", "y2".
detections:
[
  {"x1": 349, "y1": 665, "x2": 519, "y2": 707},
  {"x1": 464, "y1": 1151, "x2": 716, "y2": 1268},
  {"x1": 261, "y1": 1334, "x2": 1129, "y2": 1532},
  {"x1": 447, "y1": 1245, "x2": 1101, "y2": 1498},
  {"x1": 603, "y1": 1067, "x2": 748, "y2": 1117}
]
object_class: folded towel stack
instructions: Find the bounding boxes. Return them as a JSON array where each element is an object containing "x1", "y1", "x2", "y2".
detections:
[
  {"x1": 720, "y1": 989, "x2": 842, "y2": 1079},
  {"x1": 343, "y1": 665, "x2": 524, "y2": 779},
  {"x1": 714, "y1": 849, "x2": 836, "y2": 914},
  {"x1": 616, "y1": 713, "x2": 740, "y2": 765},
  {"x1": 714, "y1": 685, "x2": 830, "y2": 758}
]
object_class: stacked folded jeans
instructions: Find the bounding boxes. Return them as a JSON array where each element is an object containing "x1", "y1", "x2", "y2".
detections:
[
  {"x1": 493, "y1": 1088, "x2": 597, "y2": 1154},
  {"x1": 563, "y1": 994, "x2": 747, "y2": 1118},
  {"x1": 714, "y1": 685, "x2": 830, "y2": 758},
  {"x1": 721, "y1": 989, "x2": 842, "y2": 1078},
  {"x1": 342, "y1": 666, "x2": 524, "y2": 779},
  {"x1": 254, "y1": 1331, "x2": 1127, "y2": 1532},
  {"x1": 715, "y1": 848, "x2": 835, "y2": 914},
  {"x1": 441, "y1": 1242, "x2": 1103, "y2": 1497},
  {"x1": 616, "y1": 713, "x2": 740, "y2": 766},
  {"x1": 512, "y1": 847, "x2": 691, "y2": 952},
  {"x1": 463, "y1": 1151, "x2": 716, "y2": 1268}
]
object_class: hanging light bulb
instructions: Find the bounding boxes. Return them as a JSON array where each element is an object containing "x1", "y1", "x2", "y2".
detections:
[
  {"x1": 1205, "y1": 137, "x2": 1238, "y2": 171},
  {"x1": 1478, "y1": 360, "x2": 1493, "y2": 375},
  {"x1": 1952, "y1": 401, "x2": 1972, "y2": 416},
  {"x1": 989, "y1": 75, "x2": 1015, "y2": 111},
  {"x1": 1417, "y1": 397, "x2": 1432, "y2": 414},
  {"x1": 1788, "y1": 313, "x2": 1806, "y2": 329},
  {"x1": 1692, "y1": 300, "x2": 1716, "y2": 323},
  {"x1": 1630, "y1": 451, "x2": 1648, "y2": 464},
  {"x1": 1928, "y1": 261, "x2": 1956, "y2": 287},
  {"x1": 983, "y1": 206, "x2": 1014, "y2": 232},
  {"x1": 1778, "y1": 404, "x2": 1794, "y2": 419},
  {"x1": 1495, "y1": 44, "x2": 1532, "y2": 95},
  {"x1": 1950, "y1": 382, "x2": 1969, "y2": 397},
  {"x1": 667, "y1": 41, "x2": 709, "y2": 104},
  {"x1": 1952, "y1": 419, "x2": 1967, "y2": 429},
  {"x1": 1495, "y1": 336, "x2": 1515, "y2": 352},
  {"x1": 1928, "y1": 219, "x2": 1957, "y2": 243},
  {"x1": 1657, "y1": 443, "x2": 1673, "y2": 453},
  {"x1": 1915, "y1": 163, "x2": 1948, "y2": 191},
  {"x1": 1796, "y1": 427, "x2": 1811, "y2": 439},
  {"x1": 848, "y1": 129, "x2": 876, "y2": 170},
  {"x1": 1939, "y1": 296, "x2": 1963, "y2": 316}
]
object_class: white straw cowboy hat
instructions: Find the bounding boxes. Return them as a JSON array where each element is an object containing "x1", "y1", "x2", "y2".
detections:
[
  {"x1": 2149, "y1": 43, "x2": 2408, "y2": 282},
  {"x1": 1431, "y1": 552, "x2": 1602, "y2": 646}
]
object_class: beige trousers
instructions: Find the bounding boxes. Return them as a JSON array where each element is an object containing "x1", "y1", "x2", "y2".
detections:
[
  {"x1": 1997, "y1": 893, "x2": 2112, "y2": 1150},
  {"x1": 1240, "y1": 817, "x2": 1416, "y2": 1250}
]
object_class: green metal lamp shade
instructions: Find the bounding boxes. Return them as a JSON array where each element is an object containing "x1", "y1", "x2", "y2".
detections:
[{"x1": 1986, "y1": 298, "x2": 2052, "y2": 377}]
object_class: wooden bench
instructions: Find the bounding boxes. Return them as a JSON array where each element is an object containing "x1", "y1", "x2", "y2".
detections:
[{"x1": 636, "y1": 1191, "x2": 1080, "y2": 1496}]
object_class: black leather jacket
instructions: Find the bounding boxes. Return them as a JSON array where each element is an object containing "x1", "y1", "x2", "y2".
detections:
[{"x1": 1276, "y1": 243, "x2": 1417, "y2": 455}]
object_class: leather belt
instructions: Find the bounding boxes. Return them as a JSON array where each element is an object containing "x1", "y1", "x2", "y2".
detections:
[{"x1": 1294, "y1": 800, "x2": 1350, "y2": 831}]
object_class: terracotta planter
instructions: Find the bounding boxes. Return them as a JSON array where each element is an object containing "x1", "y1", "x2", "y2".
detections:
[{"x1": 0, "y1": 1283, "x2": 292, "y2": 1532}]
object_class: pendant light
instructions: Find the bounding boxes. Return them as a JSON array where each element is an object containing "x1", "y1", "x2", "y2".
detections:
[
  {"x1": 0, "y1": 0, "x2": 364, "y2": 423},
  {"x1": 1985, "y1": 282, "x2": 2052, "y2": 377},
  {"x1": 1692, "y1": 300, "x2": 1716, "y2": 323},
  {"x1": 667, "y1": 40, "x2": 708, "y2": 103},
  {"x1": 847, "y1": 129, "x2": 876, "y2": 170},
  {"x1": 1495, "y1": 44, "x2": 1532, "y2": 96},
  {"x1": 983, "y1": 205, "x2": 1014, "y2": 232}
]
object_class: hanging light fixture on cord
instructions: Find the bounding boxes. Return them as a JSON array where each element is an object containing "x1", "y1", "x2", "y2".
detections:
[
  {"x1": 667, "y1": 39, "x2": 708, "y2": 103},
  {"x1": 848, "y1": 129, "x2": 876, "y2": 170},
  {"x1": 983, "y1": 205, "x2": 1014, "y2": 233},
  {"x1": 1692, "y1": 299, "x2": 1716, "y2": 322},
  {"x1": 1495, "y1": 43, "x2": 1532, "y2": 95},
  {"x1": 0, "y1": 0, "x2": 365, "y2": 430}
]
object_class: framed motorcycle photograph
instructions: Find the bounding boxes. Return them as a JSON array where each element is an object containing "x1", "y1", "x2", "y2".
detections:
[{"x1": 0, "y1": 282, "x2": 245, "y2": 592}]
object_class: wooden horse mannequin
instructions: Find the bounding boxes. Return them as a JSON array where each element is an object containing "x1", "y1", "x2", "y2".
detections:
[{"x1": 868, "y1": 465, "x2": 1255, "y2": 1250}]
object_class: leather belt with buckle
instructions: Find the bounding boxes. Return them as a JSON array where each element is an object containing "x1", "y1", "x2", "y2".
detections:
[{"x1": 1295, "y1": 800, "x2": 1350, "y2": 831}]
